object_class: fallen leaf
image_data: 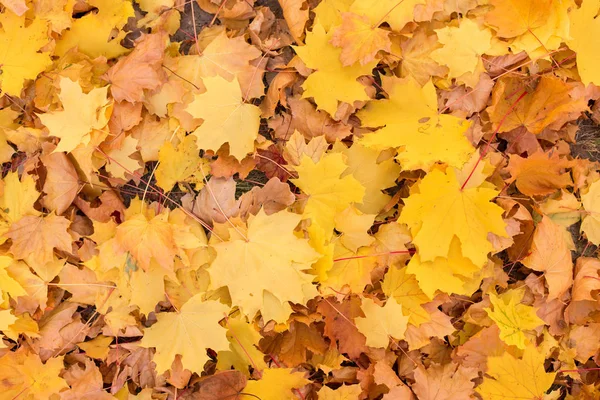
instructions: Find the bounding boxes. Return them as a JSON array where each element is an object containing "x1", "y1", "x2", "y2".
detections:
[
  {"x1": 330, "y1": 12, "x2": 392, "y2": 66},
  {"x1": 488, "y1": 75, "x2": 587, "y2": 134},
  {"x1": 140, "y1": 294, "x2": 230, "y2": 374},
  {"x1": 242, "y1": 368, "x2": 309, "y2": 400},
  {"x1": 506, "y1": 151, "x2": 572, "y2": 197},
  {"x1": 293, "y1": 23, "x2": 376, "y2": 116},
  {"x1": 358, "y1": 76, "x2": 474, "y2": 171},
  {"x1": 413, "y1": 362, "x2": 478, "y2": 400},
  {"x1": 7, "y1": 214, "x2": 72, "y2": 267},
  {"x1": 293, "y1": 153, "x2": 365, "y2": 235},
  {"x1": 104, "y1": 32, "x2": 168, "y2": 103},
  {"x1": 55, "y1": 0, "x2": 134, "y2": 58},
  {"x1": 207, "y1": 209, "x2": 319, "y2": 321},
  {"x1": 185, "y1": 76, "x2": 261, "y2": 160},
  {"x1": 278, "y1": 0, "x2": 309, "y2": 43},
  {"x1": 0, "y1": 12, "x2": 52, "y2": 96},
  {"x1": 485, "y1": 289, "x2": 544, "y2": 349},
  {"x1": 41, "y1": 152, "x2": 79, "y2": 214},
  {"x1": 431, "y1": 19, "x2": 493, "y2": 79},
  {"x1": 38, "y1": 77, "x2": 111, "y2": 153},
  {"x1": 196, "y1": 371, "x2": 247, "y2": 400},
  {"x1": 476, "y1": 346, "x2": 556, "y2": 399},
  {"x1": 399, "y1": 167, "x2": 507, "y2": 266},
  {"x1": 0, "y1": 352, "x2": 68, "y2": 399},
  {"x1": 522, "y1": 216, "x2": 573, "y2": 300},
  {"x1": 484, "y1": 0, "x2": 551, "y2": 38},
  {"x1": 355, "y1": 297, "x2": 409, "y2": 348}
]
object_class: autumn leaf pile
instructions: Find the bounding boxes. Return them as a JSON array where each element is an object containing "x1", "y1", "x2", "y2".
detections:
[{"x1": 3, "y1": 0, "x2": 600, "y2": 398}]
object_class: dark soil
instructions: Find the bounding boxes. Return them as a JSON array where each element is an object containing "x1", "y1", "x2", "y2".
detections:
[
  {"x1": 173, "y1": 0, "x2": 284, "y2": 51},
  {"x1": 571, "y1": 119, "x2": 600, "y2": 162}
]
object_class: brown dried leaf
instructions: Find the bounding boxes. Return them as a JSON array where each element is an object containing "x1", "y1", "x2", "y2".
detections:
[
  {"x1": 196, "y1": 371, "x2": 247, "y2": 400},
  {"x1": 413, "y1": 362, "x2": 478, "y2": 400},
  {"x1": 191, "y1": 177, "x2": 240, "y2": 224},
  {"x1": 238, "y1": 177, "x2": 295, "y2": 218},
  {"x1": 104, "y1": 32, "x2": 169, "y2": 103},
  {"x1": 41, "y1": 152, "x2": 80, "y2": 215},
  {"x1": 7, "y1": 214, "x2": 72, "y2": 267},
  {"x1": 317, "y1": 296, "x2": 367, "y2": 359},
  {"x1": 269, "y1": 97, "x2": 352, "y2": 142},
  {"x1": 522, "y1": 216, "x2": 573, "y2": 300},
  {"x1": 506, "y1": 151, "x2": 572, "y2": 197}
]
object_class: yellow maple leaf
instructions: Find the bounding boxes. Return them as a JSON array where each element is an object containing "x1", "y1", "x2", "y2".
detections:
[
  {"x1": 7, "y1": 214, "x2": 72, "y2": 267},
  {"x1": 2, "y1": 313, "x2": 38, "y2": 343},
  {"x1": 357, "y1": 77, "x2": 474, "y2": 171},
  {"x1": 539, "y1": 190, "x2": 581, "y2": 228},
  {"x1": 0, "y1": 172, "x2": 40, "y2": 224},
  {"x1": 510, "y1": 0, "x2": 571, "y2": 58},
  {"x1": 185, "y1": 76, "x2": 261, "y2": 160},
  {"x1": 104, "y1": 135, "x2": 141, "y2": 180},
  {"x1": 330, "y1": 12, "x2": 392, "y2": 66},
  {"x1": 382, "y1": 265, "x2": 431, "y2": 326},
  {"x1": 476, "y1": 346, "x2": 556, "y2": 399},
  {"x1": 292, "y1": 153, "x2": 365, "y2": 235},
  {"x1": 0, "y1": 309, "x2": 17, "y2": 344},
  {"x1": 313, "y1": 0, "x2": 353, "y2": 30},
  {"x1": 0, "y1": 352, "x2": 68, "y2": 399},
  {"x1": 406, "y1": 237, "x2": 484, "y2": 298},
  {"x1": 102, "y1": 297, "x2": 136, "y2": 334},
  {"x1": 38, "y1": 77, "x2": 111, "y2": 153},
  {"x1": 568, "y1": 0, "x2": 600, "y2": 85},
  {"x1": 431, "y1": 19, "x2": 493, "y2": 79},
  {"x1": 156, "y1": 135, "x2": 207, "y2": 192},
  {"x1": 0, "y1": 108, "x2": 16, "y2": 163},
  {"x1": 336, "y1": 142, "x2": 401, "y2": 214},
  {"x1": 0, "y1": 255, "x2": 26, "y2": 300},
  {"x1": 310, "y1": 345, "x2": 347, "y2": 374},
  {"x1": 115, "y1": 212, "x2": 177, "y2": 272},
  {"x1": 77, "y1": 335, "x2": 113, "y2": 360},
  {"x1": 140, "y1": 294, "x2": 229, "y2": 374},
  {"x1": 0, "y1": 12, "x2": 52, "y2": 96},
  {"x1": 335, "y1": 205, "x2": 375, "y2": 252},
  {"x1": 321, "y1": 242, "x2": 377, "y2": 293},
  {"x1": 485, "y1": 290, "x2": 544, "y2": 349},
  {"x1": 307, "y1": 224, "x2": 335, "y2": 282},
  {"x1": 196, "y1": 31, "x2": 262, "y2": 81},
  {"x1": 242, "y1": 368, "x2": 309, "y2": 400},
  {"x1": 484, "y1": 0, "x2": 552, "y2": 38},
  {"x1": 293, "y1": 23, "x2": 376, "y2": 116},
  {"x1": 399, "y1": 167, "x2": 507, "y2": 266},
  {"x1": 128, "y1": 262, "x2": 166, "y2": 315},
  {"x1": 33, "y1": 0, "x2": 75, "y2": 33},
  {"x1": 355, "y1": 297, "x2": 409, "y2": 348},
  {"x1": 217, "y1": 317, "x2": 267, "y2": 376},
  {"x1": 349, "y1": 0, "x2": 425, "y2": 31},
  {"x1": 318, "y1": 384, "x2": 362, "y2": 399},
  {"x1": 55, "y1": 0, "x2": 134, "y2": 59},
  {"x1": 208, "y1": 209, "x2": 319, "y2": 321}
]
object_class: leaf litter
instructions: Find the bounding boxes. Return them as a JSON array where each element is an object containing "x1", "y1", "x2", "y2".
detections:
[{"x1": 0, "y1": 0, "x2": 600, "y2": 399}]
